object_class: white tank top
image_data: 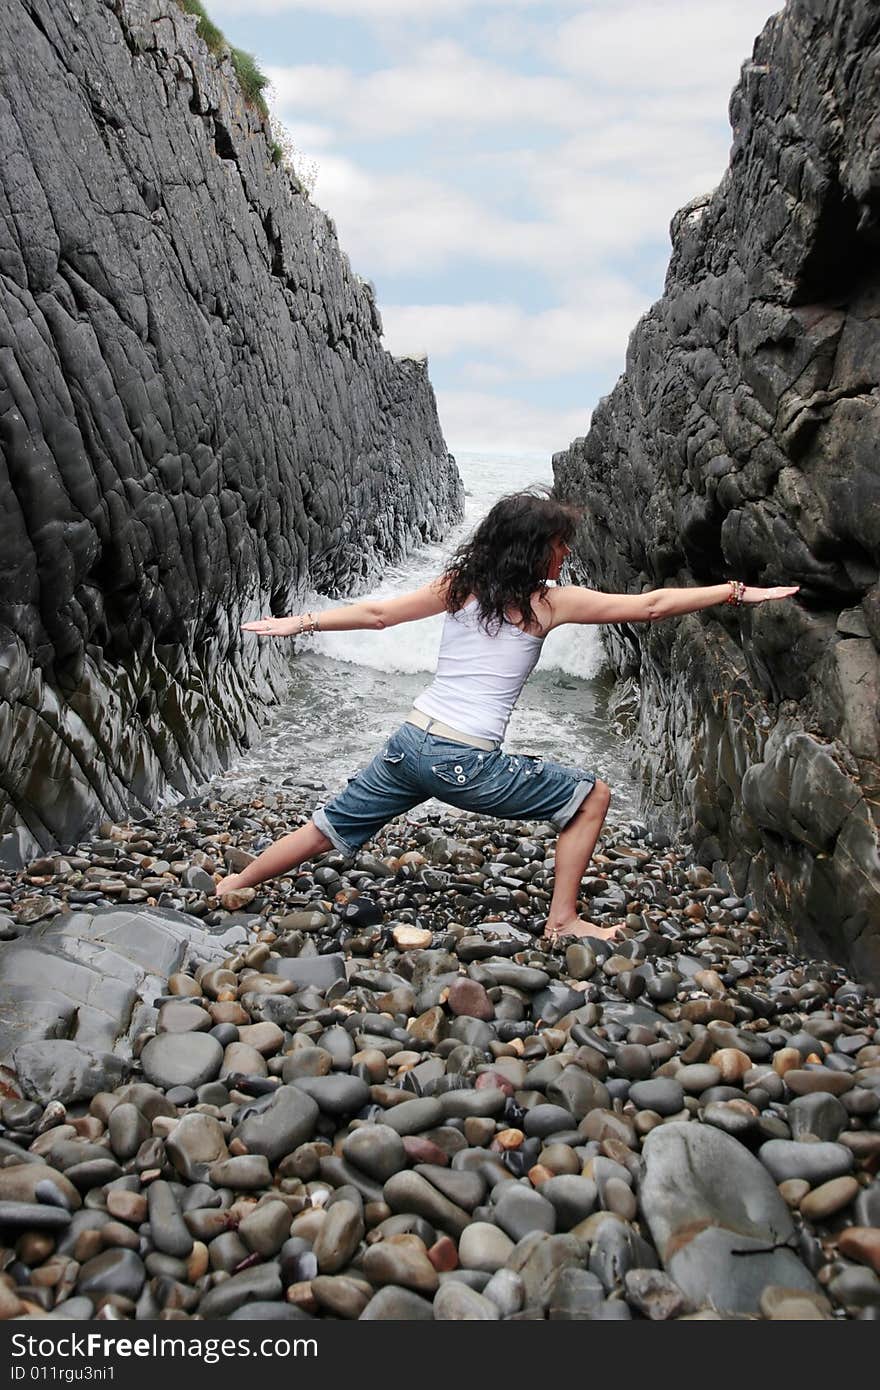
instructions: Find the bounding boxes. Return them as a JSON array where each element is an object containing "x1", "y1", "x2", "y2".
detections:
[{"x1": 412, "y1": 600, "x2": 544, "y2": 742}]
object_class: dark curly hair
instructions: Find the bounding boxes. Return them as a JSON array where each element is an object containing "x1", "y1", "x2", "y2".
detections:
[{"x1": 442, "y1": 488, "x2": 583, "y2": 632}]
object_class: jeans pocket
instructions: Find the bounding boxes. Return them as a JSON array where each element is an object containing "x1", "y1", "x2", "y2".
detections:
[
  {"x1": 431, "y1": 749, "x2": 487, "y2": 786},
  {"x1": 382, "y1": 729, "x2": 407, "y2": 764}
]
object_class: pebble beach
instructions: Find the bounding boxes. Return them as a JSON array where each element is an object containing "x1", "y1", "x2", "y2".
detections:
[{"x1": 0, "y1": 786, "x2": 877, "y2": 1322}]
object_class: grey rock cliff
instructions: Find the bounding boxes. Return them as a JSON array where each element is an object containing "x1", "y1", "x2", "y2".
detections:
[
  {"x1": 0, "y1": 0, "x2": 462, "y2": 861},
  {"x1": 554, "y1": 0, "x2": 880, "y2": 982}
]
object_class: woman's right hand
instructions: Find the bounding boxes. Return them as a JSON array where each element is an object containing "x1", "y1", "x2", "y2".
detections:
[
  {"x1": 241, "y1": 616, "x2": 303, "y2": 637},
  {"x1": 741, "y1": 585, "x2": 800, "y2": 603}
]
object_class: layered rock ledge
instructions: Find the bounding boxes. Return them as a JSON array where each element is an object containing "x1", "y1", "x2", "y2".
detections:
[
  {"x1": 0, "y1": 0, "x2": 462, "y2": 864},
  {"x1": 554, "y1": 0, "x2": 880, "y2": 983}
]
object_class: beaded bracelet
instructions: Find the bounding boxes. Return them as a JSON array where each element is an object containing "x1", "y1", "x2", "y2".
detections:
[
  {"x1": 726, "y1": 580, "x2": 745, "y2": 607},
  {"x1": 295, "y1": 611, "x2": 320, "y2": 636}
]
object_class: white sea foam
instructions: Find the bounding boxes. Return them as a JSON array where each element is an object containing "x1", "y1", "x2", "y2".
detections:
[
  {"x1": 223, "y1": 451, "x2": 632, "y2": 808},
  {"x1": 309, "y1": 451, "x2": 607, "y2": 681}
]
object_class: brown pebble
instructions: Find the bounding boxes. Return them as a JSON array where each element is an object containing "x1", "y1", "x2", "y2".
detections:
[
  {"x1": 579, "y1": 1110, "x2": 637, "y2": 1146},
  {"x1": 311, "y1": 1275, "x2": 371, "y2": 1319},
  {"x1": 17, "y1": 1232, "x2": 54, "y2": 1266},
  {"x1": 491, "y1": 1128, "x2": 523, "y2": 1152},
  {"x1": 222, "y1": 1042, "x2": 268, "y2": 1077},
  {"x1": 604, "y1": 1178, "x2": 637, "y2": 1220},
  {"x1": 70, "y1": 1116, "x2": 106, "y2": 1141},
  {"x1": 187, "y1": 1242, "x2": 209, "y2": 1282},
  {"x1": 290, "y1": 1209, "x2": 326, "y2": 1242},
  {"x1": 30, "y1": 1125, "x2": 76, "y2": 1157},
  {"x1": 392, "y1": 925, "x2": 432, "y2": 951},
  {"x1": 29, "y1": 1257, "x2": 69, "y2": 1289},
  {"x1": 759, "y1": 1285, "x2": 832, "y2": 1319},
  {"x1": 475, "y1": 1070, "x2": 515, "y2": 1097},
  {"x1": 351, "y1": 1050, "x2": 388, "y2": 1083},
  {"x1": 237, "y1": 1022, "x2": 285, "y2": 1056},
  {"x1": 600, "y1": 1136, "x2": 639, "y2": 1168},
  {"x1": 428, "y1": 1236, "x2": 459, "y2": 1272},
  {"x1": 528, "y1": 1164, "x2": 554, "y2": 1187},
  {"x1": 168, "y1": 973, "x2": 202, "y2": 998},
  {"x1": 200, "y1": 968, "x2": 238, "y2": 998},
  {"x1": 779, "y1": 1179, "x2": 811, "y2": 1208},
  {"x1": 219, "y1": 887, "x2": 256, "y2": 911},
  {"x1": 106, "y1": 1190, "x2": 148, "y2": 1224},
  {"x1": 800, "y1": 1176, "x2": 859, "y2": 1222},
  {"x1": 388, "y1": 1051, "x2": 421, "y2": 1071},
  {"x1": 100, "y1": 1222, "x2": 140, "y2": 1252},
  {"x1": 73, "y1": 1230, "x2": 104, "y2": 1263},
  {"x1": 768, "y1": 1297, "x2": 830, "y2": 1320},
  {"x1": 709, "y1": 1048, "x2": 752, "y2": 1083},
  {"x1": 209, "y1": 1002, "x2": 250, "y2": 1026},
  {"x1": 634, "y1": 1110, "x2": 663, "y2": 1137},
  {"x1": 89, "y1": 1094, "x2": 121, "y2": 1125},
  {"x1": 538, "y1": 1144, "x2": 580, "y2": 1176},
  {"x1": 773, "y1": 1048, "x2": 803, "y2": 1077},
  {"x1": 364, "y1": 1201, "x2": 392, "y2": 1230},
  {"x1": 463, "y1": 1117, "x2": 495, "y2": 1147},
  {"x1": 784, "y1": 1069, "x2": 853, "y2": 1097},
  {"x1": 838, "y1": 1132, "x2": 880, "y2": 1160},
  {"x1": 0, "y1": 1281, "x2": 24, "y2": 1320},
  {"x1": 448, "y1": 977, "x2": 495, "y2": 1021},
  {"x1": 402, "y1": 1135, "x2": 448, "y2": 1166},
  {"x1": 693, "y1": 969, "x2": 725, "y2": 996},
  {"x1": 286, "y1": 1281, "x2": 318, "y2": 1313},
  {"x1": 680, "y1": 1000, "x2": 736, "y2": 1024},
  {"x1": 838, "y1": 1226, "x2": 880, "y2": 1275}
]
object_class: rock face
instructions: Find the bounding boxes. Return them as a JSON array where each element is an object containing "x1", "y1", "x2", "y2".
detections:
[
  {"x1": 0, "y1": 0, "x2": 462, "y2": 863},
  {"x1": 0, "y1": 905, "x2": 229, "y2": 1063},
  {"x1": 554, "y1": 0, "x2": 880, "y2": 983}
]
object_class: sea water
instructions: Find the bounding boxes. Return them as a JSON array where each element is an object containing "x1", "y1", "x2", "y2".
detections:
[{"x1": 222, "y1": 452, "x2": 638, "y2": 812}]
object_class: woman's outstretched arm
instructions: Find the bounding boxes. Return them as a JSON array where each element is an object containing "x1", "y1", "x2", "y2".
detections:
[
  {"x1": 240, "y1": 577, "x2": 448, "y2": 638},
  {"x1": 548, "y1": 580, "x2": 799, "y2": 627}
]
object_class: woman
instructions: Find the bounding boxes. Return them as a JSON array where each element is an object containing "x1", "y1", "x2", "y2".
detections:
[{"x1": 215, "y1": 491, "x2": 798, "y2": 945}]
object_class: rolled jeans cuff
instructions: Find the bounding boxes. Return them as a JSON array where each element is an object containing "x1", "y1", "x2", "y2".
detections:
[
  {"x1": 550, "y1": 776, "x2": 596, "y2": 830},
  {"x1": 312, "y1": 806, "x2": 356, "y2": 856}
]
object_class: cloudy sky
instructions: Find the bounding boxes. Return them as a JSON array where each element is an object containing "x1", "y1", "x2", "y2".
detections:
[{"x1": 211, "y1": 0, "x2": 782, "y2": 456}]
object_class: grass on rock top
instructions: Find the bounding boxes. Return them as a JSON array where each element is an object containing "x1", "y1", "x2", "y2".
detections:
[{"x1": 177, "y1": 0, "x2": 269, "y2": 119}]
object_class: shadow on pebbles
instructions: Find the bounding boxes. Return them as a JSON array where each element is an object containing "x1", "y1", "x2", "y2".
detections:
[{"x1": 0, "y1": 788, "x2": 877, "y2": 1322}]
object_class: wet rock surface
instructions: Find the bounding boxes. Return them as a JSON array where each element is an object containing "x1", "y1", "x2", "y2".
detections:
[
  {"x1": 554, "y1": 0, "x2": 880, "y2": 984},
  {"x1": 0, "y1": 792, "x2": 877, "y2": 1321},
  {"x1": 0, "y1": 0, "x2": 462, "y2": 863}
]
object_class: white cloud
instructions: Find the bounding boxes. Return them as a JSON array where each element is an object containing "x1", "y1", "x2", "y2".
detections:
[
  {"x1": 266, "y1": 47, "x2": 601, "y2": 138},
  {"x1": 308, "y1": 144, "x2": 722, "y2": 281},
  {"x1": 219, "y1": 0, "x2": 784, "y2": 449},
  {"x1": 309, "y1": 155, "x2": 559, "y2": 273},
  {"x1": 212, "y1": 0, "x2": 570, "y2": 16},
  {"x1": 382, "y1": 285, "x2": 645, "y2": 378},
  {"x1": 437, "y1": 389, "x2": 591, "y2": 455},
  {"x1": 268, "y1": 5, "x2": 778, "y2": 279},
  {"x1": 553, "y1": 1, "x2": 782, "y2": 95}
]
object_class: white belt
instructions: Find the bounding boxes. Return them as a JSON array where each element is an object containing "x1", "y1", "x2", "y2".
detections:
[{"x1": 406, "y1": 708, "x2": 498, "y2": 751}]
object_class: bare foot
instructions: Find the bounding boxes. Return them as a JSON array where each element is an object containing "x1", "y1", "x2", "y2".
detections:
[
  {"x1": 542, "y1": 918, "x2": 623, "y2": 947},
  {"x1": 214, "y1": 872, "x2": 247, "y2": 896}
]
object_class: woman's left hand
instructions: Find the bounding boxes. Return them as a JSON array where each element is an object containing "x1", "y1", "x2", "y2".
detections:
[{"x1": 741, "y1": 585, "x2": 800, "y2": 603}]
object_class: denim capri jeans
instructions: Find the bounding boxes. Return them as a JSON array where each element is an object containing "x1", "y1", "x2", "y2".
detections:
[{"x1": 312, "y1": 720, "x2": 598, "y2": 856}]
